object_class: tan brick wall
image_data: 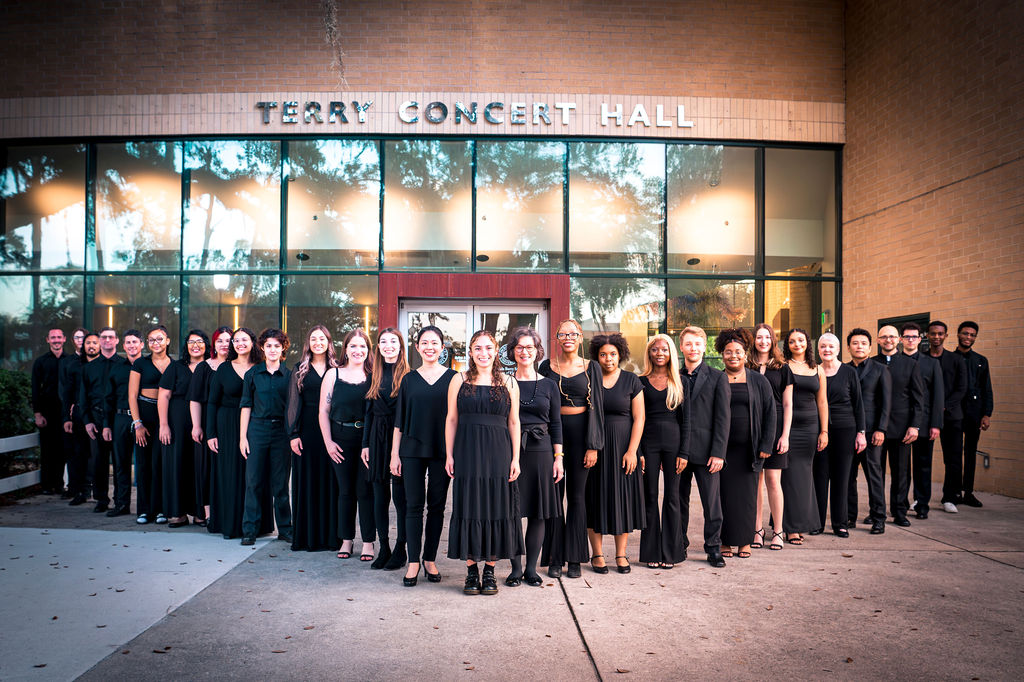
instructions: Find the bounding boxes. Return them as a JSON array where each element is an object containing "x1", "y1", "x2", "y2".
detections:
[{"x1": 844, "y1": 0, "x2": 1024, "y2": 497}]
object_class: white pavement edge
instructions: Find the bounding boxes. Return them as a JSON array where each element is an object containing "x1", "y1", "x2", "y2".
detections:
[{"x1": 0, "y1": 527, "x2": 270, "y2": 681}]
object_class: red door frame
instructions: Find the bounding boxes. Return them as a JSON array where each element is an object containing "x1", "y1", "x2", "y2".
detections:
[{"x1": 378, "y1": 273, "x2": 570, "y2": 332}]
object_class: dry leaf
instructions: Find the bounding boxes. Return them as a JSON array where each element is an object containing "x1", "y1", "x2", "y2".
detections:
[
  {"x1": 51, "y1": 616, "x2": 58, "y2": 621},
  {"x1": 766, "y1": 605, "x2": 774, "y2": 611},
  {"x1": 261, "y1": 610, "x2": 271, "y2": 613},
  {"x1": 303, "y1": 626, "x2": 314, "y2": 630},
  {"x1": 269, "y1": 554, "x2": 277, "y2": 558},
  {"x1": 846, "y1": 657, "x2": 853, "y2": 663},
  {"x1": 616, "y1": 669, "x2": 630, "y2": 674},
  {"x1": 841, "y1": 553, "x2": 853, "y2": 558},
  {"x1": 271, "y1": 650, "x2": 287, "y2": 654},
  {"x1": 545, "y1": 634, "x2": 551, "y2": 638},
  {"x1": 88, "y1": 593, "x2": 97, "y2": 597},
  {"x1": 33, "y1": 664, "x2": 46, "y2": 668},
  {"x1": 163, "y1": 549, "x2": 171, "y2": 552},
  {"x1": 121, "y1": 650, "x2": 130, "y2": 655},
  {"x1": 465, "y1": 667, "x2": 475, "y2": 671},
  {"x1": 115, "y1": 588, "x2": 126, "y2": 593},
  {"x1": 96, "y1": 624, "x2": 107, "y2": 628},
  {"x1": 152, "y1": 650, "x2": 166, "y2": 654},
  {"x1": 284, "y1": 636, "x2": 292, "y2": 640}
]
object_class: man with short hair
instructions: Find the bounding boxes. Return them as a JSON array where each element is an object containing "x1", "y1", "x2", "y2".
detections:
[
  {"x1": 927, "y1": 321, "x2": 968, "y2": 513},
  {"x1": 899, "y1": 322, "x2": 944, "y2": 519},
  {"x1": 80, "y1": 327, "x2": 121, "y2": 513},
  {"x1": 846, "y1": 328, "x2": 891, "y2": 534},
  {"x1": 31, "y1": 328, "x2": 68, "y2": 495},
  {"x1": 102, "y1": 329, "x2": 143, "y2": 517},
  {"x1": 955, "y1": 321, "x2": 992, "y2": 508},
  {"x1": 63, "y1": 332, "x2": 100, "y2": 505},
  {"x1": 677, "y1": 326, "x2": 730, "y2": 568}
]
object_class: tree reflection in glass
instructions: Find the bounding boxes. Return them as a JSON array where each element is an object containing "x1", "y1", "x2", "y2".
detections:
[
  {"x1": 92, "y1": 275, "x2": 181, "y2": 347},
  {"x1": 0, "y1": 274, "x2": 83, "y2": 371},
  {"x1": 667, "y1": 279, "x2": 754, "y2": 366},
  {"x1": 284, "y1": 275, "x2": 378, "y2": 349},
  {"x1": 187, "y1": 274, "x2": 279, "y2": 336},
  {"x1": 570, "y1": 276, "x2": 664, "y2": 373}
]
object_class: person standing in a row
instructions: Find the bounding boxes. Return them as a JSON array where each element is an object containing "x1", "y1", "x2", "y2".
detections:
[
  {"x1": 846, "y1": 329, "x2": 891, "y2": 534},
  {"x1": 189, "y1": 326, "x2": 232, "y2": 527},
  {"x1": 129, "y1": 326, "x2": 171, "y2": 524},
  {"x1": 900, "y1": 322, "x2": 943, "y2": 522},
  {"x1": 62, "y1": 331, "x2": 95, "y2": 506},
  {"x1": 955, "y1": 321, "x2": 993, "y2": 508},
  {"x1": 31, "y1": 328, "x2": 68, "y2": 496},
  {"x1": 927, "y1": 321, "x2": 968, "y2": 514},
  {"x1": 79, "y1": 327, "x2": 121, "y2": 513},
  {"x1": 103, "y1": 330, "x2": 143, "y2": 517}
]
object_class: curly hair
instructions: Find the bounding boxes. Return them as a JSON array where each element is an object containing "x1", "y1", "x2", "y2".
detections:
[
  {"x1": 589, "y1": 333, "x2": 629, "y2": 362},
  {"x1": 367, "y1": 327, "x2": 409, "y2": 399},
  {"x1": 782, "y1": 328, "x2": 816, "y2": 369},
  {"x1": 294, "y1": 325, "x2": 339, "y2": 391},
  {"x1": 463, "y1": 330, "x2": 508, "y2": 402},
  {"x1": 228, "y1": 327, "x2": 263, "y2": 364},
  {"x1": 257, "y1": 329, "x2": 290, "y2": 361},
  {"x1": 715, "y1": 327, "x2": 752, "y2": 355}
]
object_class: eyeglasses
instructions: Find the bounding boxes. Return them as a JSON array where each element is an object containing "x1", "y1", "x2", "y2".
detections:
[
  {"x1": 187, "y1": 340, "x2": 206, "y2": 347},
  {"x1": 901, "y1": 334, "x2": 920, "y2": 340},
  {"x1": 147, "y1": 337, "x2": 165, "y2": 344},
  {"x1": 556, "y1": 332, "x2": 581, "y2": 340},
  {"x1": 514, "y1": 345, "x2": 536, "y2": 353},
  {"x1": 878, "y1": 335, "x2": 898, "y2": 340}
]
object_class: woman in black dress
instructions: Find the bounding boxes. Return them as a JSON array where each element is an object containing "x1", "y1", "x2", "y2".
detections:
[
  {"x1": 446, "y1": 330, "x2": 523, "y2": 595},
  {"x1": 360, "y1": 328, "x2": 410, "y2": 570},
  {"x1": 716, "y1": 329, "x2": 776, "y2": 559},
  {"x1": 390, "y1": 325, "x2": 457, "y2": 587},
  {"x1": 586, "y1": 333, "x2": 645, "y2": 574},
  {"x1": 158, "y1": 329, "x2": 208, "y2": 527},
  {"x1": 781, "y1": 328, "x2": 829, "y2": 544},
  {"x1": 813, "y1": 333, "x2": 866, "y2": 537},
  {"x1": 638, "y1": 334, "x2": 688, "y2": 569},
  {"x1": 748, "y1": 323, "x2": 793, "y2": 551},
  {"x1": 189, "y1": 326, "x2": 232, "y2": 527},
  {"x1": 319, "y1": 329, "x2": 374, "y2": 560},
  {"x1": 538, "y1": 319, "x2": 605, "y2": 579},
  {"x1": 129, "y1": 325, "x2": 172, "y2": 525},
  {"x1": 506, "y1": 327, "x2": 563, "y2": 587},
  {"x1": 287, "y1": 325, "x2": 339, "y2": 552},
  {"x1": 206, "y1": 328, "x2": 273, "y2": 539}
]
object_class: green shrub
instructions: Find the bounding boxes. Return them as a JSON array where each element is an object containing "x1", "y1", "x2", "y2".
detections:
[{"x1": 0, "y1": 369, "x2": 34, "y2": 439}]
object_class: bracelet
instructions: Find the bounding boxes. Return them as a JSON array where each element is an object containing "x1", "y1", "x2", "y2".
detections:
[
  {"x1": 554, "y1": 453, "x2": 564, "y2": 458},
  {"x1": 131, "y1": 419, "x2": 143, "y2": 429}
]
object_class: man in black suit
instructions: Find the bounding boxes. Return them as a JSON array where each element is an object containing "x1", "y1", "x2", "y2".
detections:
[
  {"x1": 31, "y1": 328, "x2": 69, "y2": 495},
  {"x1": 900, "y1": 322, "x2": 944, "y2": 518},
  {"x1": 677, "y1": 326, "x2": 730, "y2": 567},
  {"x1": 927, "y1": 321, "x2": 968, "y2": 513},
  {"x1": 955, "y1": 321, "x2": 993, "y2": 508},
  {"x1": 846, "y1": 329, "x2": 891, "y2": 534},
  {"x1": 872, "y1": 325, "x2": 925, "y2": 527}
]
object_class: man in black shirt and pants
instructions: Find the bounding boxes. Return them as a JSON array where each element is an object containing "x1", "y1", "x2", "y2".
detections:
[
  {"x1": 955, "y1": 321, "x2": 993, "y2": 508},
  {"x1": 31, "y1": 328, "x2": 68, "y2": 495},
  {"x1": 103, "y1": 330, "x2": 143, "y2": 517},
  {"x1": 80, "y1": 327, "x2": 121, "y2": 513},
  {"x1": 927, "y1": 321, "x2": 968, "y2": 513},
  {"x1": 899, "y1": 322, "x2": 944, "y2": 519},
  {"x1": 847, "y1": 329, "x2": 892, "y2": 534},
  {"x1": 62, "y1": 333, "x2": 99, "y2": 505}
]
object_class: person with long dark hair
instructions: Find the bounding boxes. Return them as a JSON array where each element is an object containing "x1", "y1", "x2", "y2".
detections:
[
  {"x1": 129, "y1": 325, "x2": 172, "y2": 525},
  {"x1": 157, "y1": 329, "x2": 208, "y2": 527},
  {"x1": 446, "y1": 330, "x2": 523, "y2": 595},
  {"x1": 390, "y1": 325, "x2": 457, "y2": 586},
  {"x1": 320, "y1": 329, "x2": 375, "y2": 559},
  {"x1": 287, "y1": 325, "x2": 339, "y2": 552},
  {"x1": 189, "y1": 326, "x2": 232, "y2": 526},
  {"x1": 361, "y1": 328, "x2": 410, "y2": 569}
]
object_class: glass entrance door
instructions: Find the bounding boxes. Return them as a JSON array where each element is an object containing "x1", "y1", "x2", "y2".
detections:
[{"x1": 399, "y1": 299, "x2": 548, "y2": 372}]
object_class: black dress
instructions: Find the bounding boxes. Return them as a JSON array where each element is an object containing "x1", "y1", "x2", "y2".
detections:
[
  {"x1": 720, "y1": 383, "x2": 757, "y2": 546},
  {"x1": 762, "y1": 365, "x2": 793, "y2": 470},
  {"x1": 782, "y1": 370, "x2": 821, "y2": 534},
  {"x1": 517, "y1": 377, "x2": 563, "y2": 520},
  {"x1": 159, "y1": 361, "x2": 196, "y2": 518},
  {"x1": 447, "y1": 384, "x2": 525, "y2": 561},
  {"x1": 206, "y1": 362, "x2": 274, "y2": 539},
  {"x1": 586, "y1": 371, "x2": 645, "y2": 535},
  {"x1": 287, "y1": 365, "x2": 340, "y2": 551},
  {"x1": 187, "y1": 360, "x2": 216, "y2": 513},
  {"x1": 638, "y1": 376, "x2": 685, "y2": 565}
]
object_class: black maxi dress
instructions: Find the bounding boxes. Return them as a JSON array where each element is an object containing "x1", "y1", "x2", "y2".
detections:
[
  {"x1": 762, "y1": 365, "x2": 793, "y2": 470},
  {"x1": 159, "y1": 361, "x2": 196, "y2": 519},
  {"x1": 206, "y1": 362, "x2": 274, "y2": 539},
  {"x1": 187, "y1": 360, "x2": 216, "y2": 517},
  {"x1": 447, "y1": 384, "x2": 525, "y2": 561},
  {"x1": 287, "y1": 366, "x2": 339, "y2": 551},
  {"x1": 782, "y1": 371, "x2": 821, "y2": 534},
  {"x1": 586, "y1": 371, "x2": 645, "y2": 535}
]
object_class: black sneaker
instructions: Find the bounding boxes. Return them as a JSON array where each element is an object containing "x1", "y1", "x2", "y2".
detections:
[{"x1": 106, "y1": 506, "x2": 130, "y2": 517}]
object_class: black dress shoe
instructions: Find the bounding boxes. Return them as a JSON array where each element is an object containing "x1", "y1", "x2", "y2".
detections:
[
  {"x1": 277, "y1": 533, "x2": 292, "y2": 544},
  {"x1": 961, "y1": 494, "x2": 983, "y2": 508},
  {"x1": 69, "y1": 494, "x2": 87, "y2": 506},
  {"x1": 615, "y1": 556, "x2": 631, "y2": 573},
  {"x1": 240, "y1": 536, "x2": 255, "y2": 546},
  {"x1": 505, "y1": 573, "x2": 522, "y2": 587},
  {"x1": 480, "y1": 567, "x2": 499, "y2": 595},
  {"x1": 566, "y1": 562, "x2": 581, "y2": 579},
  {"x1": 915, "y1": 509, "x2": 928, "y2": 519},
  {"x1": 862, "y1": 515, "x2": 873, "y2": 525},
  {"x1": 93, "y1": 502, "x2": 109, "y2": 513},
  {"x1": 834, "y1": 528, "x2": 849, "y2": 538},
  {"x1": 894, "y1": 517, "x2": 911, "y2": 527},
  {"x1": 106, "y1": 506, "x2": 130, "y2": 517},
  {"x1": 383, "y1": 547, "x2": 407, "y2": 571},
  {"x1": 707, "y1": 551, "x2": 726, "y2": 568},
  {"x1": 590, "y1": 556, "x2": 609, "y2": 575},
  {"x1": 524, "y1": 573, "x2": 543, "y2": 587},
  {"x1": 547, "y1": 564, "x2": 563, "y2": 579},
  {"x1": 870, "y1": 521, "x2": 885, "y2": 534},
  {"x1": 463, "y1": 568, "x2": 480, "y2": 595},
  {"x1": 808, "y1": 528, "x2": 824, "y2": 536}
]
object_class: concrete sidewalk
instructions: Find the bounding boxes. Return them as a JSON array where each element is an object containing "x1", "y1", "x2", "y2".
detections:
[{"x1": 2, "y1": 486, "x2": 1022, "y2": 681}]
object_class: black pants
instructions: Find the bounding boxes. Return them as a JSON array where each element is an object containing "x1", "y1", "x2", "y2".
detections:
[
  {"x1": 881, "y1": 437, "x2": 911, "y2": 520},
  {"x1": 813, "y1": 425, "x2": 856, "y2": 532},
  {"x1": 679, "y1": 462, "x2": 722, "y2": 554},
  {"x1": 65, "y1": 418, "x2": 90, "y2": 496},
  {"x1": 373, "y1": 478, "x2": 407, "y2": 549},
  {"x1": 940, "y1": 418, "x2": 965, "y2": 504},
  {"x1": 38, "y1": 414, "x2": 65, "y2": 492},
  {"x1": 330, "y1": 423, "x2": 375, "y2": 542},
  {"x1": 848, "y1": 442, "x2": 885, "y2": 523},
  {"x1": 961, "y1": 415, "x2": 982, "y2": 497},
  {"x1": 543, "y1": 412, "x2": 591, "y2": 565},
  {"x1": 111, "y1": 413, "x2": 134, "y2": 510},
  {"x1": 911, "y1": 436, "x2": 935, "y2": 511},
  {"x1": 639, "y1": 431, "x2": 682, "y2": 564},
  {"x1": 242, "y1": 418, "x2": 292, "y2": 538},
  {"x1": 135, "y1": 400, "x2": 162, "y2": 517},
  {"x1": 91, "y1": 436, "x2": 114, "y2": 505},
  {"x1": 401, "y1": 456, "x2": 449, "y2": 563}
]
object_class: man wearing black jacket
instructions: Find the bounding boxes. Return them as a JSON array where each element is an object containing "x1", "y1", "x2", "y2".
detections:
[
  {"x1": 927, "y1": 321, "x2": 968, "y2": 513},
  {"x1": 872, "y1": 325, "x2": 925, "y2": 526},
  {"x1": 677, "y1": 326, "x2": 730, "y2": 568},
  {"x1": 955, "y1": 321, "x2": 992, "y2": 508},
  {"x1": 31, "y1": 328, "x2": 68, "y2": 495},
  {"x1": 102, "y1": 330, "x2": 143, "y2": 517},
  {"x1": 62, "y1": 332, "x2": 98, "y2": 505},
  {"x1": 900, "y1": 322, "x2": 945, "y2": 519},
  {"x1": 847, "y1": 329, "x2": 891, "y2": 534},
  {"x1": 79, "y1": 327, "x2": 121, "y2": 513}
]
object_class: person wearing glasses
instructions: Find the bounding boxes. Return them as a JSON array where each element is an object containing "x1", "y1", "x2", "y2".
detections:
[
  {"x1": 78, "y1": 327, "x2": 122, "y2": 513},
  {"x1": 898, "y1": 322, "x2": 944, "y2": 521},
  {"x1": 129, "y1": 325, "x2": 172, "y2": 524},
  {"x1": 188, "y1": 326, "x2": 233, "y2": 527}
]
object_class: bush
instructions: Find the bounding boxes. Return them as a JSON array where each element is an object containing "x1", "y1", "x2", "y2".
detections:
[{"x1": 0, "y1": 369, "x2": 34, "y2": 439}]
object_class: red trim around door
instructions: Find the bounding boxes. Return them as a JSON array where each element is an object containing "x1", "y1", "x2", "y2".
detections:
[{"x1": 378, "y1": 273, "x2": 570, "y2": 331}]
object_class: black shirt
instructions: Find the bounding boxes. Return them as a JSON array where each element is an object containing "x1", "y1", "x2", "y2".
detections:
[
  {"x1": 517, "y1": 376, "x2": 563, "y2": 446},
  {"x1": 59, "y1": 353, "x2": 85, "y2": 422},
  {"x1": 105, "y1": 357, "x2": 136, "y2": 429},
  {"x1": 362, "y1": 362, "x2": 399, "y2": 448},
  {"x1": 159, "y1": 361, "x2": 194, "y2": 398},
  {"x1": 131, "y1": 355, "x2": 168, "y2": 391},
  {"x1": 395, "y1": 368, "x2": 457, "y2": 459},
  {"x1": 824, "y1": 363, "x2": 865, "y2": 431},
  {"x1": 80, "y1": 353, "x2": 120, "y2": 426},
  {"x1": 240, "y1": 362, "x2": 291, "y2": 420},
  {"x1": 328, "y1": 370, "x2": 370, "y2": 424},
  {"x1": 929, "y1": 348, "x2": 968, "y2": 422},
  {"x1": 31, "y1": 350, "x2": 66, "y2": 416},
  {"x1": 957, "y1": 348, "x2": 993, "y2": 420},
  {"x1": 538, "y1": 359, "x2": 590, "y2": 408}
]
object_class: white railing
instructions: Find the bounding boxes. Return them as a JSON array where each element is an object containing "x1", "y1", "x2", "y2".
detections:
[{"x1": 0, "y1": 432, "x2": 41, "y2": 494}]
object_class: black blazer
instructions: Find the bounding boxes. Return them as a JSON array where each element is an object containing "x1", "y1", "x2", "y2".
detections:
[
  {"x1": 680, "y1": 363, "x2": 730, "y2": 466},
  {"x1": 931, "y1": 349, "x2": 967, "y2": 422},
  {"x1": 850, "y1": 359, "x2": 891, "y2": 435},
  {"x1": 872, "y1": 353, "x2": 924, "y2": 438},
  {"x1": 907, "y1": 352, "x2": 945, "y2": 430},
  {"x1": 729, "y1": 369, "x2": 776, "y2": 473},
  {"x1": 958, "y1": 348, "x2": 993, "y2": 421}
]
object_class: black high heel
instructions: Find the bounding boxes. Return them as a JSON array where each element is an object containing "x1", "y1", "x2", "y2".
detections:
[{"x1": 424, "y1": 564, "x2": 442, "y2": 583}]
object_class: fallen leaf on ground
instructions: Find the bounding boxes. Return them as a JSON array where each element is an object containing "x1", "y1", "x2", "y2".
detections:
[
  {"x1": 841, "y1": 553, "x2": 853, "y2": 558},
  {"x1": 271, "y1": 650, "x2": 287, "y2": 654},
  {"x1": 303, "y1": 626, "x2": 314, "y2": 630},
  {"x1": 33, "y1": 664, "x2": 46, "y2": 668}
]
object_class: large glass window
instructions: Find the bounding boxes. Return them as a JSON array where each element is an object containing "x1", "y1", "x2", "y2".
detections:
[
  {"x1": 94, "y1": 141, "x2": 182, "y2": 271},
  {"x1": 283, "y1": 275, "x2": 378, "y2": 351},
  {"x1": 764, "y1": 279, "x2": 836, "y2": 342},
  {"x1": 476, "y1": 141, "x2": 564, "y2": 271},
  {"x1": 569, "y1": 142, "x2": 664, "y2": 273},
  {"x1": 667, "y1": 145, "x2": 756, "y2": 275},
  {"x1": 667, "y1": 279, "x2": 755, "y2": 346},
  {"x1": 185, "y1": 274, "x2": 279, "y2": 338},
  {"x1": 1, "y1": 145, "x2": 86, "y2": 271},
  {"x1": 383, "y1": 140, "x2": 471, "y2": 270},
  {"x1": 0, "y1": 274, "x2": 83, "y2": 371},
  {"x1": 92, "y1": 275, "x2": 181, "y2": 347},
  {"x1": 287, "y1": 140, "x2": 380, "y2": 270},
  {"x1": 571, "y1": 277, "x2": 664, "y2": 372},
  {"x1": 766, "y1": 148, "x2": 837, "y2": 277},
  {"x1": 183, "y1": 141, "x2": 281, "y2": 270}
]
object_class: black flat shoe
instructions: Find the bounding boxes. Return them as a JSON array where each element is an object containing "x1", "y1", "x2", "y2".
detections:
[
  {"x1": 961, "y1": 494, "x2": 983, "y2": 508},
  {"x1": 834, "y1": 528, "x2": 849, "y2": 538},
  {"x1": 870, "y1": 521, "x2": 885, "y2": 534},
  {"x1": 809, "y1": 528, "x2": 825, "y2": 536},
  {"x1": 92, "y1": 502, "x2": 109, "y2": 513},
  {"x1": 615, "y1": 555, "x2": 631, "y2": 574},
  {"x1": 240, "y1": 536, "x2": 255, "y2": 546},
  {"x1": 480, "y1": 567, "x2": 499, "y2": 595},
  {"x1": 894, "y1": 518, "x2": 911, "y2": 527},
  {"x1": 424, "y1": 565, "x2": 442, "y2": 583},
  {"x1": 524, "y1": 573, "x2": 543, "y2": 587},
  {"x1": 463, "y1": 568, "x2": 480, "y2": 595},
  {"x1": 590, "y1": 555, "x2": 609, "y2": 575},
  {"x1": 106, "y1": 506, "x2": 130, "y2": 517},
  {"x1": 505, "y1": 573, "x2": 522, "y2": 587},
  {"x1": 383, "y1": 547, "x2": 407, "y2": 571},
  {"x1": 566, "y1": 563, "x2": 581, "y2": 579},
  {"x1": 547, "y1": 564, "x2": 562, "y2": 579}
]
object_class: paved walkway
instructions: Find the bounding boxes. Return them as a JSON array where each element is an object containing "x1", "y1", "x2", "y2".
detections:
[{"x1": 2, "y1": 485, "x2": 1022, "y2": 681}]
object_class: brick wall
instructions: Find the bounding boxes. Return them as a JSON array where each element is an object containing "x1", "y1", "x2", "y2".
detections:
[{"x1": 844, "y1": 0, "x2": 1024, "y2": 497}]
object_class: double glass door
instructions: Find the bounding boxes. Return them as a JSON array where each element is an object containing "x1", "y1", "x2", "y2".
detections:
[{"x1": 399, "y1": 299, "x2": 548, "y2": 372}]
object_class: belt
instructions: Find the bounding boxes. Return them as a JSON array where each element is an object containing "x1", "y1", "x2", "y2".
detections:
[
  {"x1": 333, "y1": 420, "x2": 364, "y2": 428},
  {"x1": 139, "y1": 395, "x2": 158, "y2": 404},
  {"x1": 253, "y1": 417, "x2": 284, "y2": 425},
  {"x1": 520, "y1": 423, "x2": 549, "y2": 455},
  {"x1": 117, "y1": 408, "x2": 132, "y2": 416}
]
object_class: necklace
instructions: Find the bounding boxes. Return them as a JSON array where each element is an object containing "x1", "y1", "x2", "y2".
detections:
[{"x1": 518, "y1": 373, "x2": 540, "y2": 405}]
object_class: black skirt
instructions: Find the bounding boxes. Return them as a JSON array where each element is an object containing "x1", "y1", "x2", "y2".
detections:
[{"x1": 518, "y1": 427, "x2": 562, "y2": 520}]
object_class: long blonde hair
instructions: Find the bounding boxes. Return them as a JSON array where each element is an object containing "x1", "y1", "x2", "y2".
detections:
[{"x1": 640, "y1": 334, "x2": 684, "y2": 410}]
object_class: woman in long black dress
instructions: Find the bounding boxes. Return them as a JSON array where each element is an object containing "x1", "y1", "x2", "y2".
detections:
[
  {"x1": 506, "y1": 327, "x2": 563, "y2": 587},
  {"x1": 638, "y1": 334, "x2": 688, "y2": 569},
  {"x1": 189, "y1": 326, "x2": 232, "y2": 527},
  {"x1": 287, "y1": 325, "x2": 339, "y2": 552},
  {"x1": 586, "y1": 333, "x2": 645, "y2": 575},
  {"x1": 158, "y1": 329, "x2": 208, "y2": 527},
  {"x1": 716, "y1": 329, "x2": 776, "y2": 559},
  {"x1": 206, "y1": 328, "x2": 273, "y2": 539},
  {"x1": 390, "y1": 325, "x2": 457, "y2": 587},
  {"x1": 781, "y1": 328, "x2": 829, "y2": 544},
  {"x1": 360, "y1": 328, "x2": 410, "y2": 570},
  {"x1": 538, "y1": 319, "x2": 605, "y2": 579},
  {"x1": 129, "y1": 325, "x2": 172, "y2": 525},
  {"x1": 446, "y1": 330, "x2": 523, "y2": 595},
  {"x1": 748, "y1": 323, "x2": 793, "y2": 551},
  {"x1": 813, "y1": 333, "x2": 866, "y2": 537},
  {"x1": 320, "y1": 329, "x2": 374, "y2": 560}
]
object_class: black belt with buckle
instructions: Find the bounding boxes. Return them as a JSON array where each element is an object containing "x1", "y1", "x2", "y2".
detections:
[{"x1": 334, "y1": 420, "x2": 364, "y2": 428}]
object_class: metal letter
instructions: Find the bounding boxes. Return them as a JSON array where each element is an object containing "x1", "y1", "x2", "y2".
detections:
[
  {"x1": 256, "y1": 101, "x2": 278, "y2": 124},
  {"x1": 351, "y1": 99, "x2": 373, "y2": 123},
  {"x1": 282, "y1": 101, "x2": 299, "y2": 124},
  {"x1": 553, "y1": 102, "x2": 576, "y2": 125},
  {"x1": 655, "y1": 104, "x2": 672, "y2": 127},
  {"x1": 399, "y1": 101, "x2": 419, "y2": 123},
  {"x1": 484, "y1": 102, "x2": 504, "y2": 124},
  {"x1": 424, "y1": 101, "x2": 448, "y2": 124},
  {"x1": 628, "y1": 104, "x2": 651, "y2": 127},
  {"x1": 677, "y1": 104, "x2": 694, "y2": 128},
  {"x1": 601, "y1": 103, "x2": 623, "y2": 126},
  {"x1": 329, "y1": 101, "x2": 348, "y2": 123},
  {"x1": 304, "y1": 101, "x2": 324, "y2": 123},
  {"x1": 533, "y1": 102, "x2": 551, "y2": 125},
  {"x1": 510, "y1": 102, "x2": 526, "y2": 125},
  {"x1": 454, "y1": 101, "x2": 477, "y2": 124}
]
